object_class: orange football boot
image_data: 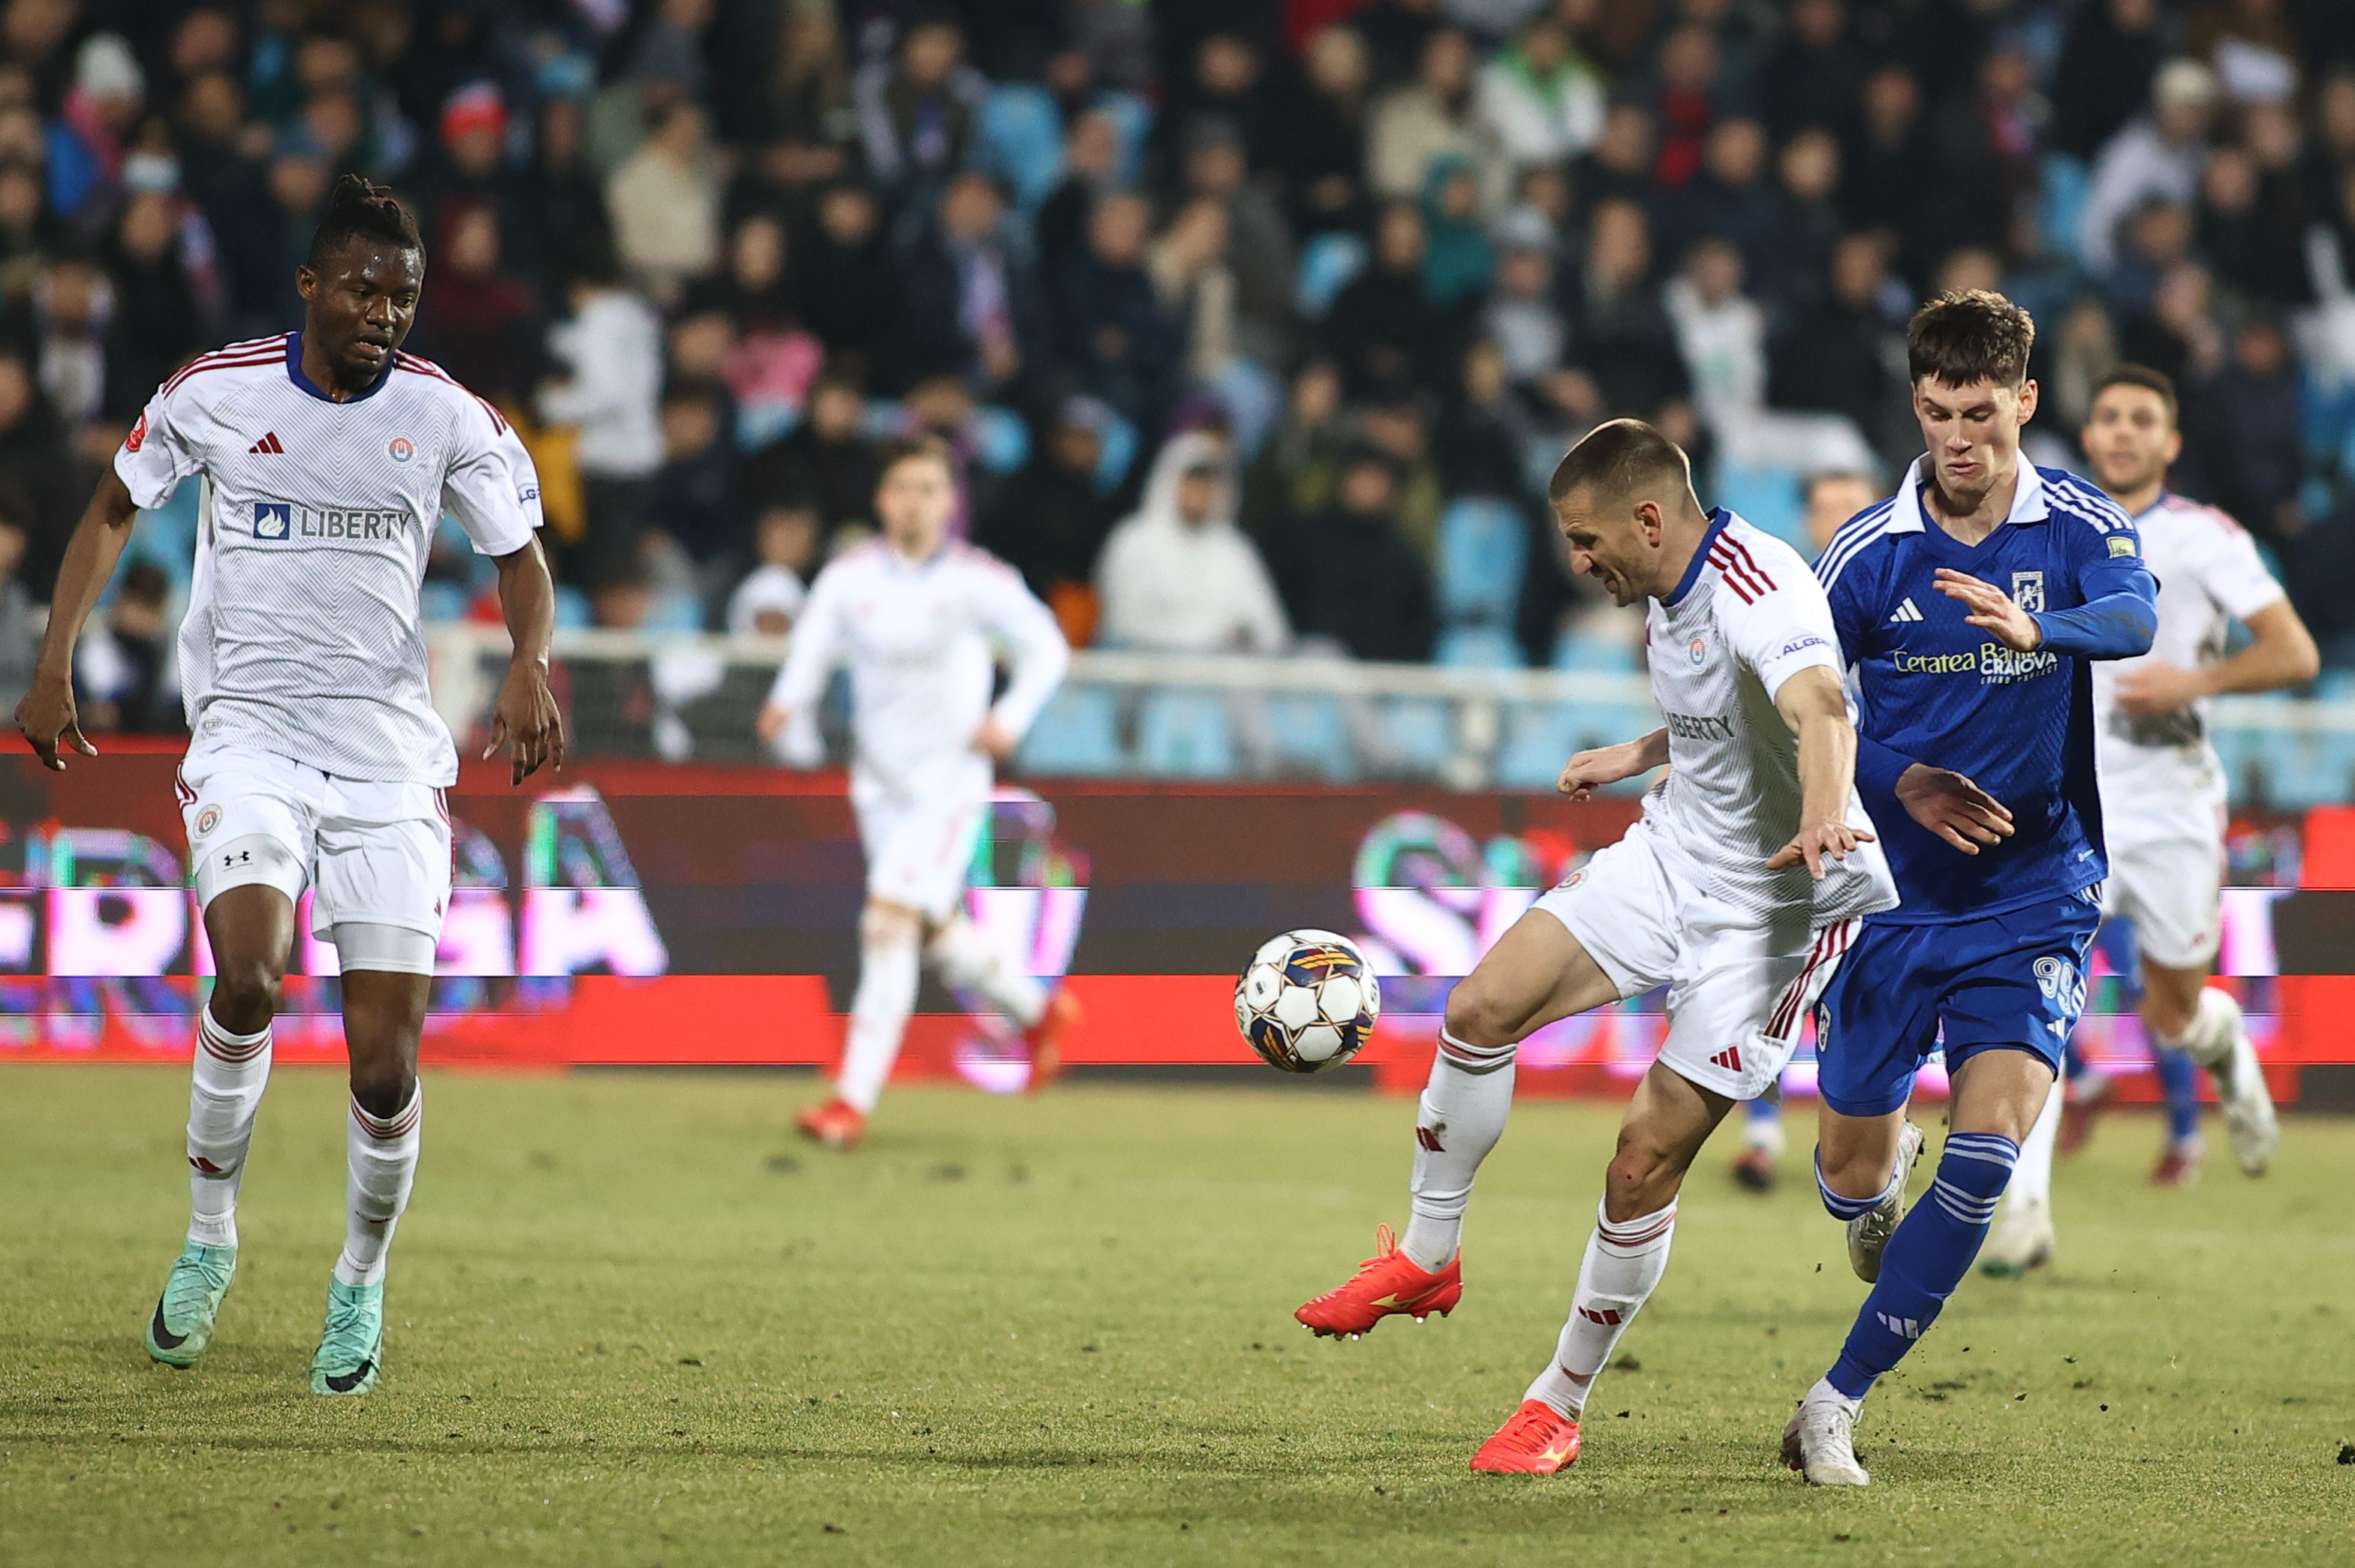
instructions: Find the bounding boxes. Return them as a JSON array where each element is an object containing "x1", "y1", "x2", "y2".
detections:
[
  {"x1": 1295, "y1": 1223, "x2": 1462, "y2": 1338},
  {"x1": 795, "y1": 1097, "x2": 866, "y2": 1149},
  {"x1": 1470, "y1": 1399, "x2": 1583, "y2": 1473},
  {"x1": 1024, "y1": 989, "x2": 1080, "y2": 1092}
]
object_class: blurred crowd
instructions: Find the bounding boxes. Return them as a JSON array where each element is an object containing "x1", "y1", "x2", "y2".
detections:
[{"x1": 10, "y1": 0, "x2": 2355, "y2": 736}]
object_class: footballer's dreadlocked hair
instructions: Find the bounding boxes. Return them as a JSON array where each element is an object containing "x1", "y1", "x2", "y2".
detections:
[
  {"x1": 1907, "y1": 289, "x2": 2035, "y2": 390},
  {"x1": 306, "y1": 174, "x2": 422, "y2": 270},
  {"x1": 1546, "y1": 417, "x2": 1698, "y2": 513}
]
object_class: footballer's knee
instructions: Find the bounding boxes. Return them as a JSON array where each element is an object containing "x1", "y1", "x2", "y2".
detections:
[
  {"x1": 860, "y1": 899, "x2": 923, "y2": 950},
  {"x1": 1442, "y1": 973, "x2": 1528, "y2": 1052},
  {"x1": 209, "y1": 956, "x2": 284, "y2": 1035},
  {"x1": 1604, "y1": 1131, "x2": 1689, "y2": 1220}
]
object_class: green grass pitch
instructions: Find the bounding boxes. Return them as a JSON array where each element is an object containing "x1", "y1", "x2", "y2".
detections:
[{"x1": 4, "y1": 1064, "x2": 2351, "y2": 1566}]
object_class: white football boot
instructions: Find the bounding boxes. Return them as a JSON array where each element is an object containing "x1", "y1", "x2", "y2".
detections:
[
  {"x1": 2209, "y1": 1030, "x2": 2279, "y2": 1177},
  {"x1": 1848, "y1": 1121, "x2": 1924, "y2": 1284},
  {"x1": 1978, "y1": 1194, "x2": 2054, "y2": 1278},
  {"x1": 1783, "y1": 1380, "x2": 1871, "y2": 1487}
]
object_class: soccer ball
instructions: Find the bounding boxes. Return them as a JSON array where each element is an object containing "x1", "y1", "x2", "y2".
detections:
[{"x1": 1234, "y1": 929, "x2": 1381, "y2": 1073}]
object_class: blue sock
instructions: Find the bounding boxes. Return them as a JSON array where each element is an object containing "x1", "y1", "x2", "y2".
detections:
[
  {"x1": 1745, "y1": 1097, "x2": 1781, "y2": 1126},
  {"x1": 2154, "y1": 1046, "x2": 2200, "y2": 1142},
  {"x1": 1814, "y1": 1146, "x2": 1893, "y2": 1222},
  {"x1": 1826, "y1": 1132, "x2": 2019, "y2": 1399}
]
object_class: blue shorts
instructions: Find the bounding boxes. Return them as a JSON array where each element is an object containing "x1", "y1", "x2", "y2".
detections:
[{"x1": 1813, "y1": 888, "x2": 2103, "y2": 1118}]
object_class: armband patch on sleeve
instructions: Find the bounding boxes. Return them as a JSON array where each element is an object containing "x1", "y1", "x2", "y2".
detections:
[{"x1": 2107, "y1": 535, "x2": 2137, "y2": 558}]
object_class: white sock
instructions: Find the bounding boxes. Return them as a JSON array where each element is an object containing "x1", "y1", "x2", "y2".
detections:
[
  {"x1": 2163, "y1": 986, "x2": 2239, "y2": 1070},
  {"x1": 2005, "y1": 1076, "x2": 2062, "y2": 1211},
  {"x1": 335, "y1": 1087, "x2": 421, "y2": 1287},
  {"x1": 1399, "y1": 1030, "x2": 1516, "y2": 1271},
  {"x1": 925, "y1": 913, "x2": 1046, "y2": 1030},
  {"x1": 1523, "y1": 1198, "x2": 1678, "y2": 1418},
  {"x1": 836, "y1": 926, "x2": 921, "y2": 1114},
  {"x1": 186, "y1": 1007, "x2": 272, "y2": 1248}
]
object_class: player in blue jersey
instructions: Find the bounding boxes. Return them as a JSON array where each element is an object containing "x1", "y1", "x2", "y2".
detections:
[{"x1": 1781, "y1": 291, "x2": 2158, "y2": 1485}]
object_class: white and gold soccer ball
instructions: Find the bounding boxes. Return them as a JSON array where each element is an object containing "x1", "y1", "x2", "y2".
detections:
[{"x1": 1233, "y1": 929, "x2": 1381, "y2": 1073}]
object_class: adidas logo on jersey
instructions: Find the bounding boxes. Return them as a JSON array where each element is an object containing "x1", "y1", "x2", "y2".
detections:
[
  {"x1": 248, "y1": 432, "x2": 285, "y2": 454},
  {"x1": 1709, "y1": 1046, "x2": 1743, "y2": 1073},
  {"x1": 1888, "y1": 597, "x2": 1923, "y2": 623}
]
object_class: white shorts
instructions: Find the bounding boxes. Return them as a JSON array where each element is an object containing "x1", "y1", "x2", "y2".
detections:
[
  {"x1": 1531, "y1": 826, "x2": 1854, "y2": 1100},
  {"x1": 851, "y1": 778, "x2": 983, "y2": 924},
  {"x1": 179, "y1": 742, "x2": 451, "y2": 970},
  {"x1": 2102, "y1": 830, "x2": 2224, "y2": 971}
]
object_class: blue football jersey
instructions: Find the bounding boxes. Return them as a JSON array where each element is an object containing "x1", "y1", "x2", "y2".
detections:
[{"x1": 1817, "y1": 459, "x2": 2157, "y2": 924}]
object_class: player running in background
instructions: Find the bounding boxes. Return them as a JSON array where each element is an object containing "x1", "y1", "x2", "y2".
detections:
[
  {"x1": 1296, "y1": 420, "x2": 1896, "y2": 1473},
  {"x1": 17, "y1": 177, "x2": 563, "y2": 1394},
  {"x1": 1981, "y1": 366, "x2": 2314, "y2": 1275},
  {"x1": 757, "y1": 436, "x2": 1073, "y2": 1149},
  {"x1": 1785, "y1": 293, "x2": 2157, "y2": 1485}
]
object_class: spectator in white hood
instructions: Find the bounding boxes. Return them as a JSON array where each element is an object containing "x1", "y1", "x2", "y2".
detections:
[{"x1": 1095, "y1": 430, "x2": 1290, "y2": 655}]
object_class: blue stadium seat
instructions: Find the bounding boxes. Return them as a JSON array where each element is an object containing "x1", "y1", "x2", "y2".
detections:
[
  {"x1": 1551, "y1": 628, "x2": 1640, "y2": 673},
  {"x1": 977, "y1": 84, "x2": 1063, "y2": 211},
  {"x1": 2037, "y1": 153, "x2": 2091, "y2": 265},
  {"x1": 553, "y1": 585, "x2": 592, "y2": 630},
  {"x1": 1496, "y1": 701, "x2": 1658, "y2": 792},
  {"x1": 1260, "y1": 691, "x2": 1353, "y2": 781},
  {"x1": 419, "y1": 580, "x2": 470, "y2": 623},
  {"x1": 1296, "y1": 231, "x2": 1368, "y2": 318},
  {"x1": 1714, "y1": 462, "x2": 1806, "y2": 552},
  {"x1": 1437, "y1": 496, "x2": 1527, "y2": 624},
  {"x1": 971, "y1": 405, "x2": 1031, "y2": 474},
  {"x1": 1136, "y1": 688, "x2": 1236, "y2": 778},
  {"x1": 1436, "y1": 624, "x2": 1525, "y2": 669},
  {"x1": 1016, "y1": 685, "x2": 1126, "y2": 776},
  {"x1": 1374, "y1": 697, "x2": 1454, "y2": 774}
]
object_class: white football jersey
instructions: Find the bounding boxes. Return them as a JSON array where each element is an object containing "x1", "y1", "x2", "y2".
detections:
[
  {"x1": 1639, "y1": 512, "x2": 1897, "y2": 925},
  {"x1": 115, "y1": 333, "x2": 541, "y2": 784},
  {"x1": 766, "y1": 539, "x2": 1068, "y2": 805},
  {"x1": 2093, "y1": 490, "x2": 2286, "y2": 841}
]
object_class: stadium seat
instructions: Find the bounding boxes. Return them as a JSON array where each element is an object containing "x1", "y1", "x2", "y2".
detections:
[
  {"x1": 2037, "y1": 153, "x2": 2091, "y2": 264},
  {"x1": 971, "y1": 405, "x2": 1031, "y2": 474},
  {"x1": 419, "y1": 580, "x2": 470, "y2": 623},
  {"x1": 1551, "y1": 628, "x2": 1640, "y2": 673},
  {"x1": 1372, "y1": 696, "x2": 1456, "y2": 775},
  {"x1": 1296, "y1": 231, "x2": 1368, "y2": 318},
  {"x1": 977, "y1": 83, "x2": 1064, "y2": 212},
  {"x1": 1713, "y1": 462, "x2": 1806, "y2": 551},
  {"x1": 1437, "y1": 496, "x2": 1528, "y2": 624},
  {"x1": 1436, "y1": 624, "x2": 1525, "y2": 669},
  {"x1": 1135, "y1": 688, "x2": 1237, "y2": 778},
  {"x1": 553, "y1": 585, "x2": 592, "y2": 630},
  {"x1": 1495, "y1": 700, "x2": 1659, "y2": 793},
  {"x1": 1257, "y1": 691, "x2": 1353, "y2": 781},
  {"x1": 1016, "y1": 685, "x2": 1126, "y2": 776}
]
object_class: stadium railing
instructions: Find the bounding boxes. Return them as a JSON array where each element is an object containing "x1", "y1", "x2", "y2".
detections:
[{"x1": 423, "y1": 624, "x2": 2355, "y2": 805}]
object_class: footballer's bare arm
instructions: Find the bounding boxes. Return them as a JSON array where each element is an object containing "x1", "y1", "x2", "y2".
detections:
[
  {"x1": 1766, "y1": 664, "x2": 1875, "y2": 879},
  {"x1": 17, "y1": 468, "x2": 140, "y2": 770},
  {"x1": 1558, "y1": 727, "x2": 1669, "y2": 799},
  {"x1": 485, "y1": 537, "x2": 565, "y2": 784}
]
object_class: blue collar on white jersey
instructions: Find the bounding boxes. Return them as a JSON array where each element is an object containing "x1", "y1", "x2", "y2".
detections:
[
  {"x1": 1888, "y1": 454, "x2": 2049, "y2": 535},
  {"x1": 285, "y1": 330, "x2": 393, "y2": 404},
  {"x1": 1663, "y1": 507, "x2": 1733, "y2": 608}
]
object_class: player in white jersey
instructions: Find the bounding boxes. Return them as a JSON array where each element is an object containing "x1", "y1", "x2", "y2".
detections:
[
  {"x1": 755, "y1": 436, "x2": 1072, "y2": 1149},
  {"x1": 1983, "y1": 366, "x2": 2315, "y2": 1275},
  {"x1": 15, "y1": 179, "x2": 562, "y2": 1394},
  {"x1": 1294, "y1": 420, "x2": 1896, "y2": 1473}
]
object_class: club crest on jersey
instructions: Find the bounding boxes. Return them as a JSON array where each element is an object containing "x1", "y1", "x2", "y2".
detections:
[
  {"x1": 194, "y1": 805, "x2": 220, "y2": 838},
  {"x1": 253, "y1": 502, "x2": 291, "y2": 540},
  {"x1": 2010, "y1": 570, "x2": 2045, "y2": 612},
  {"x1": 125, "y1": 412, "x2": 146, "y2": 452},
  {"x1": 387, "y1": 435, "x2": 415, "y2": 464},
  {"x1": 1688, "y1": 636, "x2": 1708, "y2": 667}
]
